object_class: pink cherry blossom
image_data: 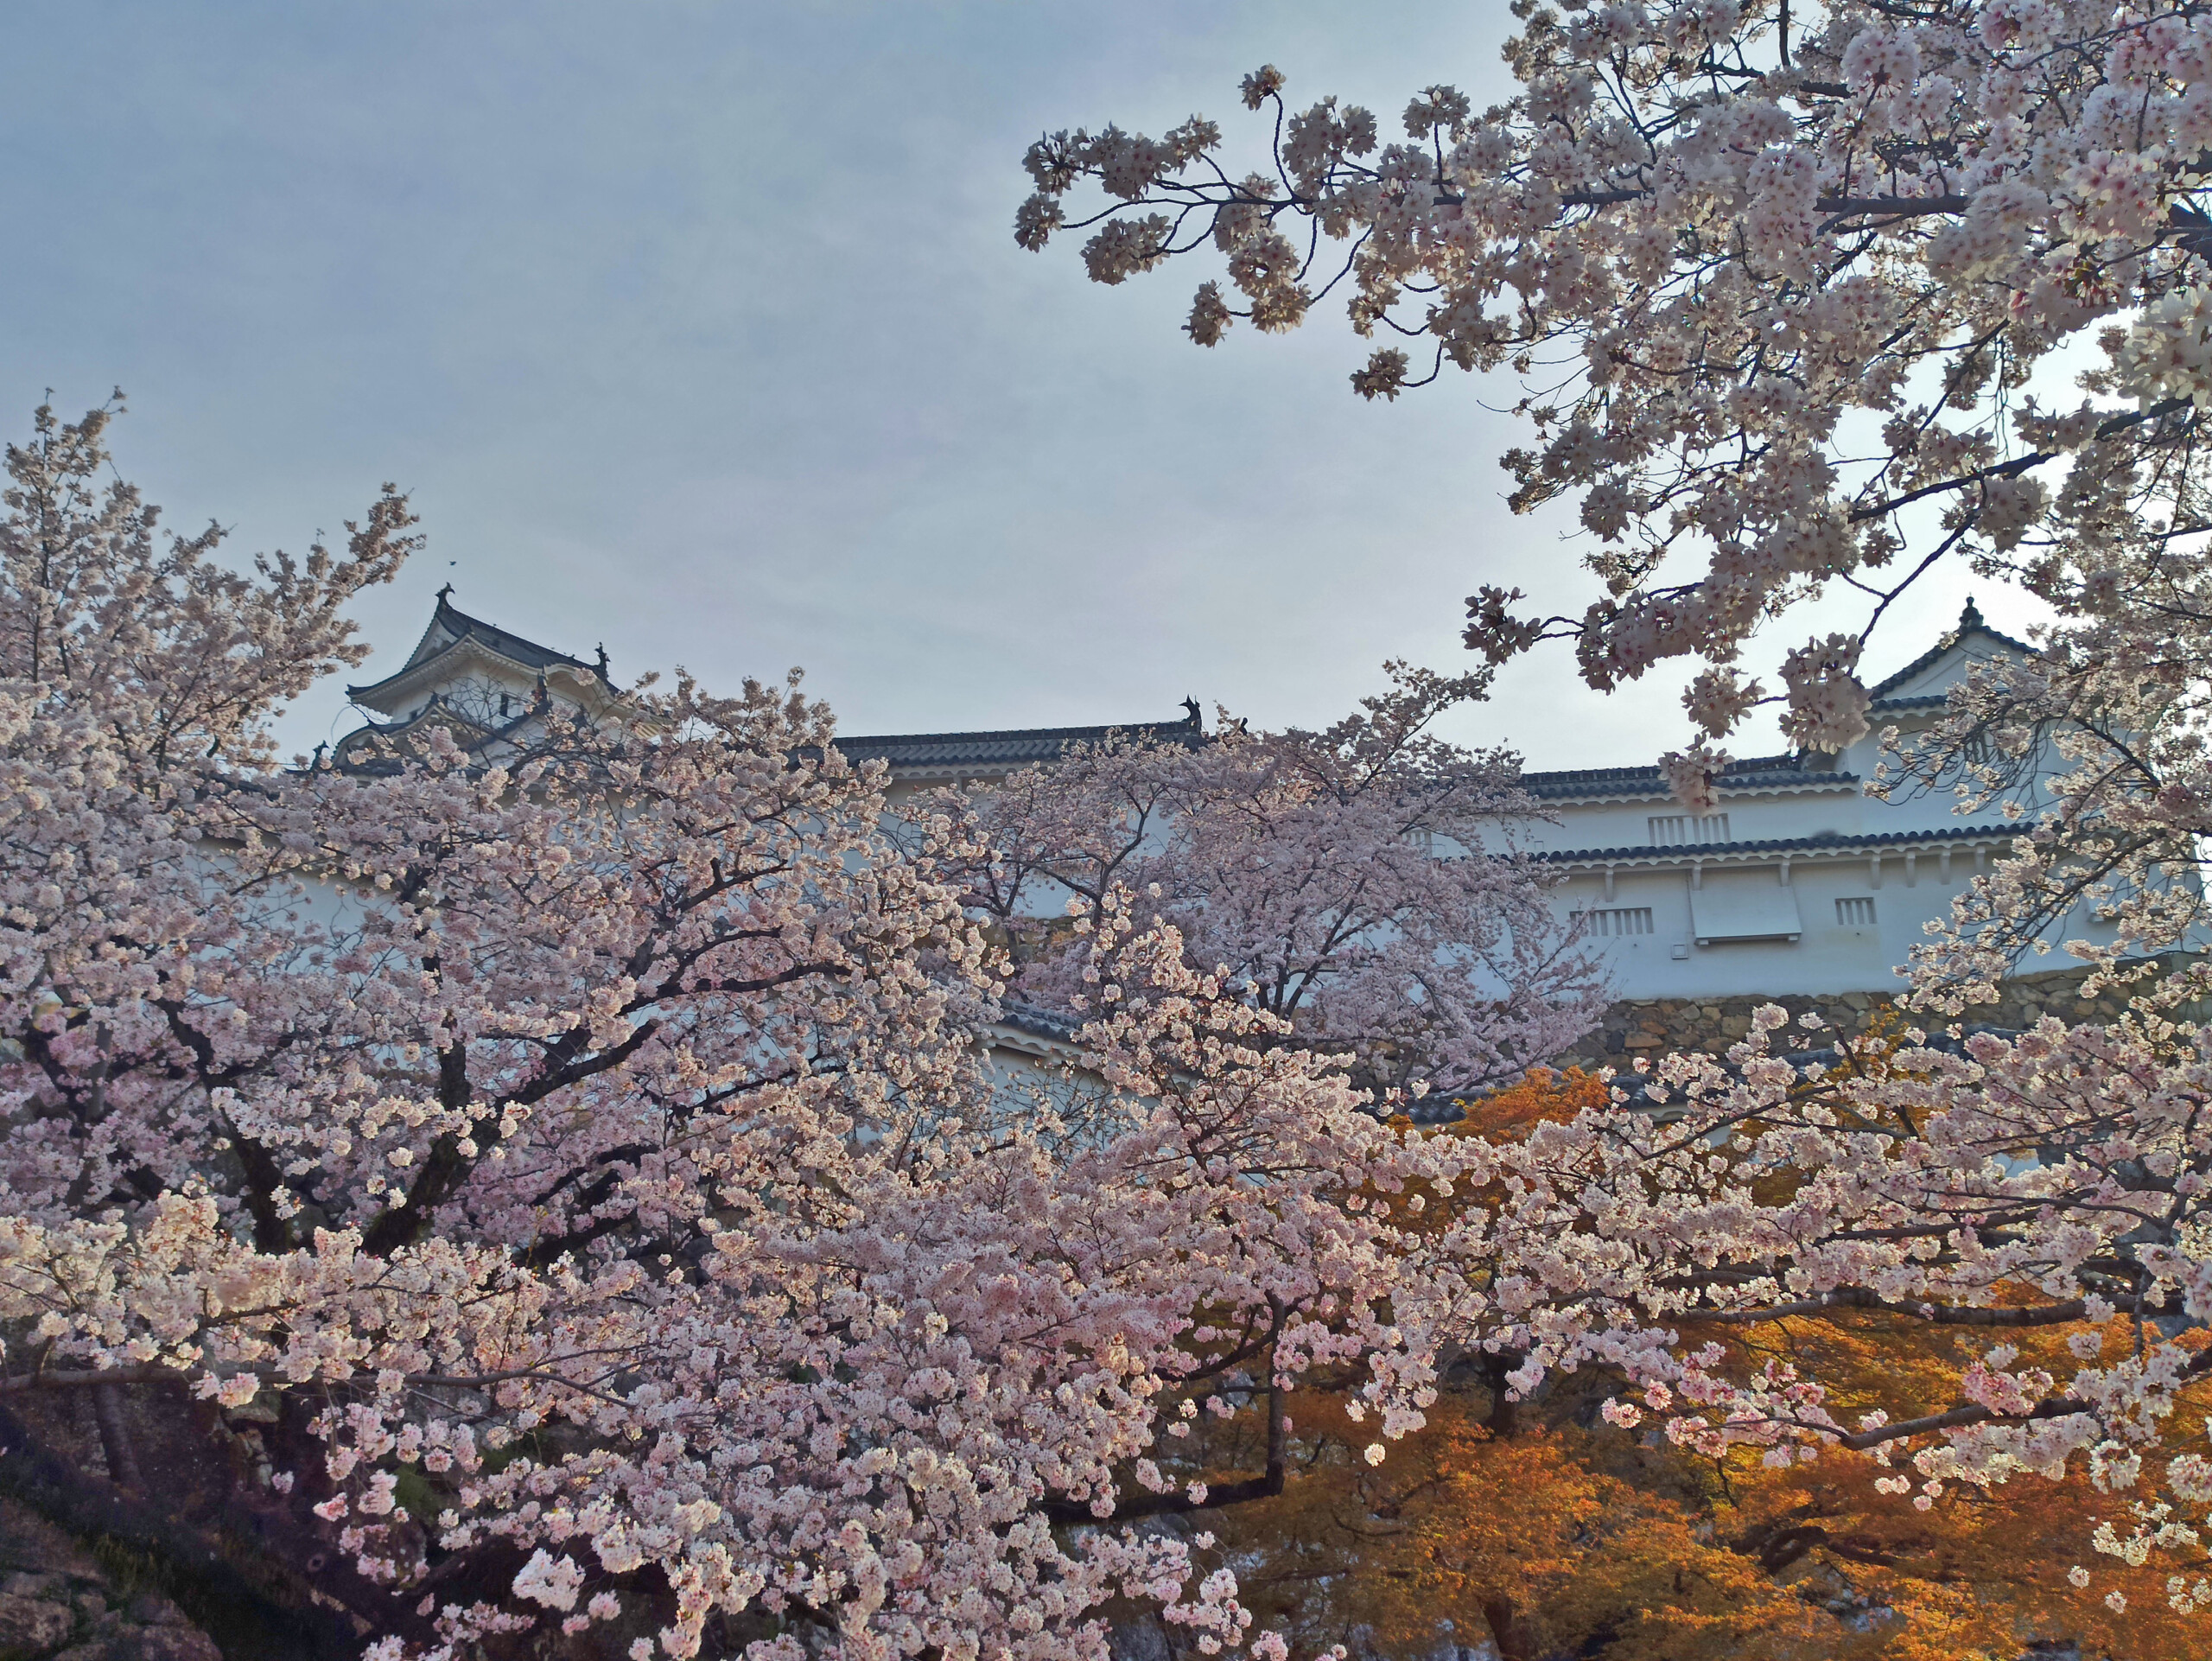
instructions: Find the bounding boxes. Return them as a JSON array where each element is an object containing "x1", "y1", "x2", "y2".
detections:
[
  {"x1": 924, "y1": 661, "x2": 1605, "y2": 1098},
  {"x1": 1020, "y1": 2, "x2": 2212, "y2": 781}
]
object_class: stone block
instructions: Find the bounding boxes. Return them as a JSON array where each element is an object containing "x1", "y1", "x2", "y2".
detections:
[{"x1": 0, "y1": 1592, "x2": 76, "y2": 1657}]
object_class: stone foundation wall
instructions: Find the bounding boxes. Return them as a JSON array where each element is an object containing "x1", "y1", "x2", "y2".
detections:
[
  {"x1": 1555, "y1": 961, "x2": 2158, "y2": 1069},
  {"x1": 0, "y1": 1499, "x2": 217, "y2": 1661}
]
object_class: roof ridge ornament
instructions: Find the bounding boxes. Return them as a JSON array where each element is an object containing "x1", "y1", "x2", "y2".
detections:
[{"x1": 1938, "y1": 595, "x2": 1984, "y2": 648}]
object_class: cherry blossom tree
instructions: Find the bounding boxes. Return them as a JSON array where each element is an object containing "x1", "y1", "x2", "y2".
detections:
[
  {"x1": 0, "y1": 405, "x2": 1557, "y2": 1661},
  {"x1": 928, "y1": 664, "x2": 1605, "y2": 1100},
  {"x1": 1016, "y1": 2, "x2": 2212, "y2": 785},
  {"x1": 1011, "y1": 6, "x2": 2212, "y2": 1617},
  {"x1": 41, "y1": 382, "x2": 2197, "y2": 1658},
  {"x1": 12, "y1": 367, "x2": 2212, "y2": 1650}
]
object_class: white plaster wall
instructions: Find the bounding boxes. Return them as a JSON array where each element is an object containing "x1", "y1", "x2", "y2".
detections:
[
  {"x1": 1523, "y1": 784, "x2": 1866, "y2": 854},
  {"x1": 363, "y1": 612, "x2": 2156, "y2": 1014},
  {"x1": 1553, "y1": 856, "x2": 1952, "y2": 1000}
]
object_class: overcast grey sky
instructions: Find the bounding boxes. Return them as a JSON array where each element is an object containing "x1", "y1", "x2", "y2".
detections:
[{"x1": 0, "y1": 2, "x2": 2015, "y2": 766}]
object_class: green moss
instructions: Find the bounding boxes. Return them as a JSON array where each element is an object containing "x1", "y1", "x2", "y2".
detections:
[{"x1": 390, "y1": 1465, "x2": 445, "y2": 1528}]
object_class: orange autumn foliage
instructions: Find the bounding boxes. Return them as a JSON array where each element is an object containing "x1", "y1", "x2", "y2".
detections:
[
  {"x1": 1152, "y1": 1066, "x2": 2212, "y2": 1661},
  {"x1": 1702, "y1": 1308, "x2": 2212, "y2": 1661},
  {"x1": 1185, "y1": 1388, "x2": 1826, "y2": 1661},
  {"x1": 1446, "y1": 1065, "x2": 1611, "y2": 1142}
]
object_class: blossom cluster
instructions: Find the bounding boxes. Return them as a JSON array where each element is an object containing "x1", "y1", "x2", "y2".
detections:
[
  {"x1": 1021, "y1": 2, "x2": 2212, "y2": 795},
  {"x1": 0, "y1": 408, "x2": 1587, "y2": 1660},
  {"x1": 923, "y1": 661, "x2": 1606, "y2": 1098}
]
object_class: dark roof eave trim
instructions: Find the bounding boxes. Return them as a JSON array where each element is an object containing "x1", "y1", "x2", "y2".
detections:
[
  {"x1": 835, "y1": 716, "x2": 1205, "y2": 770},
  {"x1": 1541, "y1": 822, "x2": 2019, "y2": 864},
  {"x1": 1865, "y1": 601, "x2": 2037, "y2": 701},
  {"x1": 1524, "y1": 773, "x2": 1859, "y2": 802}
]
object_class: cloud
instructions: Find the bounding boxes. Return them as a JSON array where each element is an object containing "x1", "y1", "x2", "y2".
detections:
[{"x1": 0, "y1": 1, "x2": 2005, "y2": 769}]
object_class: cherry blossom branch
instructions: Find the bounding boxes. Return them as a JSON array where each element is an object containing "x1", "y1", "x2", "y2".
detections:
[
  {"x1": 1688, "y1": 1289, "x2": 2092, "y2": 1327},
  {"x1": 1835, "y1": 1397, "x2": 2095, "y2": 1451}
]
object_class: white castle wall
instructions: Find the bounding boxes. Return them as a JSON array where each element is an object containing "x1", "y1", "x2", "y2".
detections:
[
  {"x1": 341, "y1": 600, "x2": 2148, "y2": 1013},
  {"x1": 1510, "y1": 614, "x2": 2119, "y2": 1002}
]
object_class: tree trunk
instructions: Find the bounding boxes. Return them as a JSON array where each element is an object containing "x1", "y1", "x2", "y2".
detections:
[
  {"x1": 1479, "y1": 1351, "x2": 1520, "y2": 1436},
  {"x1": 91, "y1": 1382, "x2": 143, "y2": 1490},
  {"x1": 1482, "y1": 1593, "x2": 1535, "y2": 1661},
  {"x1": 0, "y1": 1400, "x2": 359, "y2": 1661}
]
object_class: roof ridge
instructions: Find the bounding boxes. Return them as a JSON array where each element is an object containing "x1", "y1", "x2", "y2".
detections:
[
  {"x1": 432, "y1": 590, "x2": 597, "y2": 677},
  {"x1": 837, "y1": 716, "x2": 1200, "y2": 748},
  {"x1": 1519, "y1": 750, "x2": 1804, "y2": 784},
  {"x1": 1865, "y1": 597, "x2": 2037, "y2": 701}
]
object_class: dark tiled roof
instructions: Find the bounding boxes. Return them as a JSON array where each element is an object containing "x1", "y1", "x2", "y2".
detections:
[
  {"x1": 348, "y1": 592, "x2": 607, "y2": 700},
  {"x1": 993, "y1": 1000, "x2": 1084, "y2": 1042},
  {"x1": 1866, "y1": 598, "x2": 2036, "y2": 703},
  {"x1": 329, "y1": 689, "x2": 537, "y2": 770},
  {"x1": 1541, "y1": 822, "x2": 2018, "y2": 862},
  {"x1": 836, "y1": 716, "x2": 1203, "y2": 771},
  {"x1": 1520, "y1": 751, "x2": 1849, "y2": 800}
]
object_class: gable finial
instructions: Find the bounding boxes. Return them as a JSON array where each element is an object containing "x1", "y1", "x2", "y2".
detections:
[
  {"x1": 435, "y1": 582, "x2": 454, "y2": 606},
  {"x1": 1182, "y1": 696, "x2": 1203, "y2": 728},
  {"x1": 595, "y1": 643, "x2": 610, "y2": 679},
  {"x1": 1959, "y1": 595, "x2": 1984, "y2": 630}
]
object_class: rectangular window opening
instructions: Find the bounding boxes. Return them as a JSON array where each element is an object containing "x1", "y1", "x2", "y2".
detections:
[
  {"x1": 1836, "y1": 896, "x2": 1877, "y2": 926},
  {"x1": 1648, "y1": 813, "x2": 1730, "y2": 845},
  {"x1": 1573, "y1": 906, "x2": 1656, "y2": 938}
]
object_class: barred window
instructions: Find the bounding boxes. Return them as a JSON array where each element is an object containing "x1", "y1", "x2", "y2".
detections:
[
  {"x1": 1573, "y1": 906, "x2": 1656, "y2": 937},
  {"x1": 1836, "y1": 896, "x2": 1877, "y2": 926},
  {"x1": 1648, "y1": 813, "x2": 1730, "y2": 845}
]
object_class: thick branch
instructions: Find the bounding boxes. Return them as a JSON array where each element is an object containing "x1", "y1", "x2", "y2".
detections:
[
  {"x1": 1837, "y1": 1348, "x2": 2212, "y2": 1450},
  {"x1": 1837, "y1": 1396, "x2": 2088, "y2": 1450},
  {"x1": 1557, "y1": 187, "x2": 1967, "y2": 219},
  {"x1": 0, "y1": 1400, "x2": 361, "y2": 1661},
  {"x1": 91, "y1": 1382, "x2": 143, "y2": 1490},
  {"x1": 1041, "y1": 1324, "x2": 1291, "y2": 1526},
  {"x1": 1690, "y1": 1289, "x2": 2089, "y2": 1327}
]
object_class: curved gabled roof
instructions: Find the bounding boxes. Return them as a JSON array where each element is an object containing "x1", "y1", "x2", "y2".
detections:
[
  {"x1": 346, "y1": 589, "x2": 610, "y2": 706},
  {"x1": 1866, "y1": 598, "x2": 2036, "y2": 706},
  {"x1": 995, "y1": 999, "x2": 1084, "y2": 1042},
  {"x1": 327, "y1": 685, "x2": 549, "y2": 773}
]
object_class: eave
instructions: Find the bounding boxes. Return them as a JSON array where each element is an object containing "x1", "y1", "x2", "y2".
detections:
[
  {"x1": 1541, "y1": 822, "x2": 2018, "y2": 876},
  {"x1": 346, "y1": 637, "x2": 614, "y2": 719}
]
